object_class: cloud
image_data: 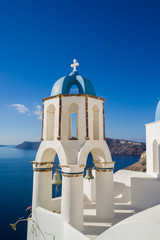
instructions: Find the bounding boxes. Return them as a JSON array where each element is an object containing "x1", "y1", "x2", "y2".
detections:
[
  {"x1": 11, "y1": 103, "x2": 42, "y2": 120},
  {"x1": 33, "y1": 105, "x2": 42, "y2": 120},
  {"x1": 11, "y1": 104, "x2": 29, "y2": 114}
]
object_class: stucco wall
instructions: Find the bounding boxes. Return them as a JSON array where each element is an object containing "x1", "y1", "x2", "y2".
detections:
[
  {"x1": 146, "y1": 121, "x2": 160, "y2": 178},
  {"x1": 27, "y1": 207, "x2": 89, "y2": 240}
]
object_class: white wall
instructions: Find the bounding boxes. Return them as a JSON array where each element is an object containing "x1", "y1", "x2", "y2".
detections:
[
  {"x1": 146, "y1": 121, "x2": 160, "y2": 178},
  {"x1": 27, "y1": 207, "x2": 89, "y2": 240},
  {"x1": 114, "y1": 170, "x2": 160, "y2": 210},
  {"x1": 131, "y1": 177, "x2": 160, "y2": 210}
]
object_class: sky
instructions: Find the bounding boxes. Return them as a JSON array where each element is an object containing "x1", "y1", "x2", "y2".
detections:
[{"x1": 0, "y1": 0, "x2": 160, "y2": 144}]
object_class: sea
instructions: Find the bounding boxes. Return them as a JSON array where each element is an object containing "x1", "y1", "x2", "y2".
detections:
[{"x1": 0, "y1": 146, "x2": 140, "y2": 240}]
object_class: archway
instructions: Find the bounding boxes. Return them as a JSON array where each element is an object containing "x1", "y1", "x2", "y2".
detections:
[
  {"x1": 40, "y1": 148, "x2": 62, "y2": 199},
  {"x1": 78, "y1": 141, "x2": 112, "y2": 166},
  {"x1": 79, "y1": 143, "x2": 114, "y2": 218}
]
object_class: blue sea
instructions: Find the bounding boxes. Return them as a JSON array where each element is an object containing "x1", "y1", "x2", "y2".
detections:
[{"x1": 0, "y1": 146, "x2": 140, "y2": 240}]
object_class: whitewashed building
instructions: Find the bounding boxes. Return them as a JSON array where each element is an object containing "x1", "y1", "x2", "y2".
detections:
[
  {"x1": 27, "y1": 60, "x2": 115, "y2": 240},
  {"x1": 26, "y1": 61, "x2": 160, "y2": 240}
]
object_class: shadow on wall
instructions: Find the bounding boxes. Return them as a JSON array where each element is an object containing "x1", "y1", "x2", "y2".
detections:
[{"x1": 114, "y1": 182, "x2": 131, "y2": 203}]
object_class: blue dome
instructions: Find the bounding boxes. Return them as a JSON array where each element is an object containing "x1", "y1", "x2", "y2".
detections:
[
  {"x1": 155, "y1": 100, "x2": 160, "y2": 121},
  {"x1": 51, "y1": 71, "x2": 96, "y2": 96}
]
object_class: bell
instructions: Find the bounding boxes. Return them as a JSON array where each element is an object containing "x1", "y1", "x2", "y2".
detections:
[
  {"x1": 84, "y1": 166, "x2": 94, "y2": 180},
  {"x1": 51, "y1": 169, "x2": 62, "y2": 186}
]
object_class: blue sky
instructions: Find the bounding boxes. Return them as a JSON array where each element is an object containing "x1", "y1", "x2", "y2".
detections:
[{"x1": 0, "y1": 0, "x2": 160, "y2": 144}]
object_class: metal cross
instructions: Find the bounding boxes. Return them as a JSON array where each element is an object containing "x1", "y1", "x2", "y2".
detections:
[{"x1": 71, "y1": 59, "x2": 79, "y2": 71}]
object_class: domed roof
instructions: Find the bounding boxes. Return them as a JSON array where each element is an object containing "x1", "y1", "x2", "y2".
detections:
[
  {"x1": 155, "y1": 100, "x2": 160, "y2": 121},
  {"x1": 51, "y1": 60, "x2": 96, "y2": 96}
]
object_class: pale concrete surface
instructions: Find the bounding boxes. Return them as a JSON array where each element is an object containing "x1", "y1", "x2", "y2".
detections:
[{"x1": 83, "y1": 200, "x2": 140, "y2": 240}]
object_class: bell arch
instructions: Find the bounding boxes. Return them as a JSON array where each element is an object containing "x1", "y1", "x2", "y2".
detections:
[
  {"x1": 33, "y1": 147, "x2": 64, "y2": 211},
  {"x1": 35, "y1": 141, "x2": 68, "y2": 165},
  {"x1": 92, "y1": 105, "x2": 99, "y2": 140},
  {"x1": 78, "y1": 141, "x2": 112, "y2": 166},
  {"x1": 46, "y1": 104, "x2": 55, "y2": 140},
  {"x1": 153, "y1": 140, "x2": 159, "y2": 173},
  {"x1": 68, "y1": 103, "x2": 79, "y2": 139},
  {"x1": 81, "y1": 142, "x2": 115, "y2": 218},
  {"x1": 41, "y1": 148, "x2": 57, "y2": 162}
]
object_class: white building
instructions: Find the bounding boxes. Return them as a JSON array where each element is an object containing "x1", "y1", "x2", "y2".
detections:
[
  {"x1": 27, "y1": 61, "x2": 160, "y2": 240},
  {"x1": 27, "y1": 60, "x2": 115, "y2": 240},
  {"x1": 146, "y1": 100, "x2": 160, "y2": 178}
]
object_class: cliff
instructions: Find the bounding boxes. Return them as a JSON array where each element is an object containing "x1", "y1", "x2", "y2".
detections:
[
  {"x1": 106, "y1": 138, "x2": 146, "y2": 156},
  {"x1": 16, "y1": 138, "x2": 146, "y2": 156},
  {"x1": 125, "y1": 151, "x2": 146, "y2": 172}
]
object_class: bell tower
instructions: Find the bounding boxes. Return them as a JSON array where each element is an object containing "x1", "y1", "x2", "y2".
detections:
[{"x1": 29, "y1": 60, "x2": 115, "y2": 238}]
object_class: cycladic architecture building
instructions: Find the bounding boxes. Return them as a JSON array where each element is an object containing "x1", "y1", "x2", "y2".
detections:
[
  {"x1": 27, "y1": 60, "x2": 115, "y2": 240},
  {"x1": 146, "y1": 100, "x2": 160, "y2": 178},
  {"x1": 27, "y1": 61, "x2": 160, "y2": 240}
]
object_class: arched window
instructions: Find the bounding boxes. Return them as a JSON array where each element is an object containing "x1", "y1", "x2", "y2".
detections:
[
  {"x1": 46, "y1": 105, "x2": 55, "y2": 140},
  {"x1": 92, "y1": 105, "x2": 99, "y2": 140},
  {"x1": 68, "y1": 103, "x2": 79, "y2": 140},
  {"x1": 153, "y1": 140, "x2": 159, "y2": 173},
  {"x1": 70, "y1": 112, "x2": 78, "y2": 138},
  {"x1": 69, "y1": 85, "x2": 79, "y2": 94}
]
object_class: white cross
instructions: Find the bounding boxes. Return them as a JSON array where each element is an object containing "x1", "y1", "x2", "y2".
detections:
[{"x1": 71, "y1": 59, "x2": 79, "y2": 71}]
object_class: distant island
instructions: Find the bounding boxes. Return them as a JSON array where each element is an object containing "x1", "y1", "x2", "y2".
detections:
[
  {"x1": 16, "y1": 138, "x2": 146, "y2": 156},
  {"x1": 0, "y1": 145, "x2": 7, "y2": 147},
  {"x1": 16, "y1": 141, "x2": 40, "y2": 150}
]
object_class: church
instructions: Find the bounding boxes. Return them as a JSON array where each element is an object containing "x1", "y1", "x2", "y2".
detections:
[{"x1": 26, "y1": 60, "x2": 160, "y2": 240}]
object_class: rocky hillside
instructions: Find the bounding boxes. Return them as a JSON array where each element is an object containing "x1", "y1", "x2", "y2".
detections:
[
  {"x1": 106, "y1": 138, "x2": 146, "y2": 156},
  {"x1": 16, "y1": 138, "x2": 146, "y2": 156},
  {"x1": 125, "y1": 151, "x2": 146, "y2": 172}
]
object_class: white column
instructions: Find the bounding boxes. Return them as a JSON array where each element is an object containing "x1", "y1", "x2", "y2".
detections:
[
  {"x1": 32, "y1": 163, "x2": 53, "y2": 212},
  {"x1": 95, "y1": 162, "x2": 115, "y2": 218},
  {"x1": 61, "y1": 165, "x2": 84, "y2": 231}
]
